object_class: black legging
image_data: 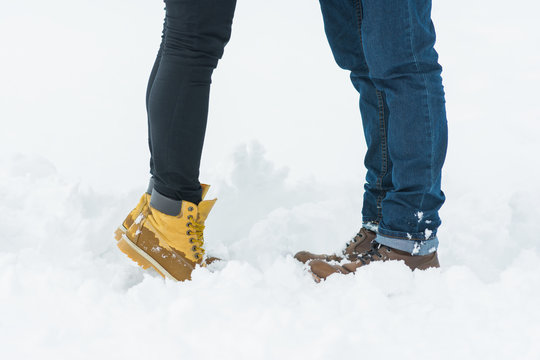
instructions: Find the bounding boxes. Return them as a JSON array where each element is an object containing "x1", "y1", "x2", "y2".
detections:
[{"x1": 146, "y1": 0, "x2": 237, "y2": 203}]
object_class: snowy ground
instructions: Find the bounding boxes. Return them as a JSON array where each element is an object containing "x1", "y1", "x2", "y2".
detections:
[{"x1": 1, "y1": 0, "x2": 540, "y2": 359}]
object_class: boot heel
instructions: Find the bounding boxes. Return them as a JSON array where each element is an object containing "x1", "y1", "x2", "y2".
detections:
[
  {"x1": 114, "y1": 227, "x2": 125, "y2": 241},
  {"x1": 117, "y1": 236, "x2": 167, "y2": 278}
]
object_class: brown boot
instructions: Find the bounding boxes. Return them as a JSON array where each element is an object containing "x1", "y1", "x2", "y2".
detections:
[
  {"x1": 294, "y1": 227, "x2": 376, "y2": 264},
  {"x1": 309, "y1": 243, "x2": 440, "y2": 282}
]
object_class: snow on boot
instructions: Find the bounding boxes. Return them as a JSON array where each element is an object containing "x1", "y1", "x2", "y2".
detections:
[
  {"x1": 114, "y1": 193, "x2": 150, "y2": 242},
  {"x1": 309, "y1": 242, "x2": 440, "y2": 282},
  {"x1": 294, "y1": 227, "x2": 376, "y2": 264},
  {"x1": 117, "y1": 189, "x2": 216, "y2": 281}
]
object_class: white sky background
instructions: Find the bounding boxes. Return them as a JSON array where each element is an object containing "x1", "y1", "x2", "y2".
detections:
[{"x1": 1, "y1": 0, "x2": 539, "y2": 193}]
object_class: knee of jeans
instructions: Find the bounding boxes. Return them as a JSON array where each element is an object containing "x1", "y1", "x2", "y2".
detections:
[
  {"x1": 337, "y1": 58, "x2": 370, "y2": 76},
  {"x1": 163, "y1": 28, "x2": 226, "y2": 62},
  {"x1": 372, "y1": 62, "x2": 442, "y2": 82},
  {"x1": 363, "y1": 41, "x2": 442, "y2": 80},
  {"x1": 323, "y1": 47, "x2": 368, "y2": 75},
  {"x1": 162, "y1": 8, "x2": 231, "y2": 62}
]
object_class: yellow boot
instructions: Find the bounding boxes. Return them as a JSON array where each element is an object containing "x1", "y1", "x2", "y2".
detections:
[
  {"x1": 114, "y1": 180, "x2": 210, "y2": 241},
  {"x1": 117, "y1": 189, "x2": 217, "y2": 281}
]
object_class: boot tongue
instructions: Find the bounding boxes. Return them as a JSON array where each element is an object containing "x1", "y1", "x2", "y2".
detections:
[
  {"x1": 196, "y1": 198, "x2": 217, "y2": 223},
  {"x1": 200, "y1": 184, "x2": 210, "y2": 200}
]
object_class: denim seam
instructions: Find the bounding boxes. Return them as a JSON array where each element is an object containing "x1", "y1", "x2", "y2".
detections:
[
  {"x1": 406, "y1": 0, "x2": 433, "y2": 224},
  {"x1": 375, "y1": 89, "x2": 388, "y2": 222},
  {"x1": 162, "y1": 15, "x2": 176, "y2": 176},
  {"x1": 354, "y1": 0, "x2": 381, "y2": 223},
  {"x1": 353, "y1": 0, "x2": 363, "y2": 47}
]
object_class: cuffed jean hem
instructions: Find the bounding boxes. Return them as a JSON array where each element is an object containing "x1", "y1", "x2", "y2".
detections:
[
  {"x1": 146, "y1": 177, "x2": 155, "y2": 194},
  {"x1": 152, "y1": 180, "x2": 202, "y2": 205},
  {"x1": 375, "y1": 233, "x2": 439, "y2": 256},
  {"x1": 150, "y1": 188, "x2": 183, "y2": 216}
]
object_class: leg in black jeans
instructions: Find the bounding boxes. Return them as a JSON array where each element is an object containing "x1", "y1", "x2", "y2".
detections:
[{"x1": 146, "y1": 0, "x2": 237, "y2": 204}]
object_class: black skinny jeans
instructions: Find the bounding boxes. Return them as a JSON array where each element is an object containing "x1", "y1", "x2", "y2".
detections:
[{"x1": 146, "y1": 0, "x2": 237, "y2": 203}]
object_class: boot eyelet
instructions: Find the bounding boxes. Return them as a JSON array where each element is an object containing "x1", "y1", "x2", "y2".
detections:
[
  {"x1": 386, "y1": 247, "x2": 391, "y2": 252},
  {"x1": 186, "y1": 230, "x2": 192, "y2": 235},
  {"x1": 186, "y1": 222, "x2": 192, "y2": 227},
  {"x1": 192, "y1": 245, "x2": 197, "y2": 252},
  {"x1": 188, "y1": 206, "x2": 194, "y2": 211},
  {"x1": 189, "y1": 238, "x2": 195, "y2": 243},
  {"x1": 194, "y1": 253, "x2": 200, "y2": 259},
  {"x1": 187, "y1": 215, "x2": 194, "y2": 220}
]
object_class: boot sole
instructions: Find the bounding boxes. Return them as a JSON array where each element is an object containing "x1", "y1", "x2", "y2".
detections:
[
  {"x1": 311, "y1": 272, "x2": 322, "y2": 283},
  {"x1": 117, "y1": 233, "x2": 178, "y2": 281},
  {"x1": 115, "y1": 223, "x2": 217, "y2": 277},
  {"x1": 114, "y1": 226, "x2": 126, "y2": 241}
]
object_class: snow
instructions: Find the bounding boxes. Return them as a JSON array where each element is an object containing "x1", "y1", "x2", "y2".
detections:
[
  {"x1": 134, "y1": 214, "x2": 144, "y2": 225},
  {"x1": 1, "y1": 0, "x2": 540, "y2": 359},
  {"x1": 411, "y1": 241, "x2": 421, "y2": 255}
]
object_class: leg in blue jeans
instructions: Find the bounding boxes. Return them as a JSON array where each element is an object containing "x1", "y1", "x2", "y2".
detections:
[
  {"x1": 146, "y1": 0, "x2": 236, "y2": 204},
  {"x1": 318, "y1": 0, "x2": 394, "y2": 228},
  {"x1": 320, "y1": 0, "x2": 448, "y2": 255}
]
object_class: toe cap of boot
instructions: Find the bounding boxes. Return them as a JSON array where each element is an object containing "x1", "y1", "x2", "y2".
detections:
[{"x1": 309, "y1": 260, "x2": 348, "y2": 281}]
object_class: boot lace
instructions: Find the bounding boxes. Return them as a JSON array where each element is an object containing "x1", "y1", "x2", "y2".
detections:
[
  {"x1": 357, "y1": 242, "x2": 389, "y2": 265},
  {"x1": 345, "y1": 230, "x2": 364, "y2": 247},
  {"x1": 187, "y1": 215, "x2": 205, "y2": 260}
]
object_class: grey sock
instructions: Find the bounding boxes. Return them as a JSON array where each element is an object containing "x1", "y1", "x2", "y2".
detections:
[{"x1": 150, "y1": 188, "x2": 182, "y2": 216}]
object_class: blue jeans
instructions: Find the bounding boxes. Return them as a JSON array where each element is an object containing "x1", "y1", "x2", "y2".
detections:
[{"x1": 319, "y1": 0, "x2": 448, "y2": 255}]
